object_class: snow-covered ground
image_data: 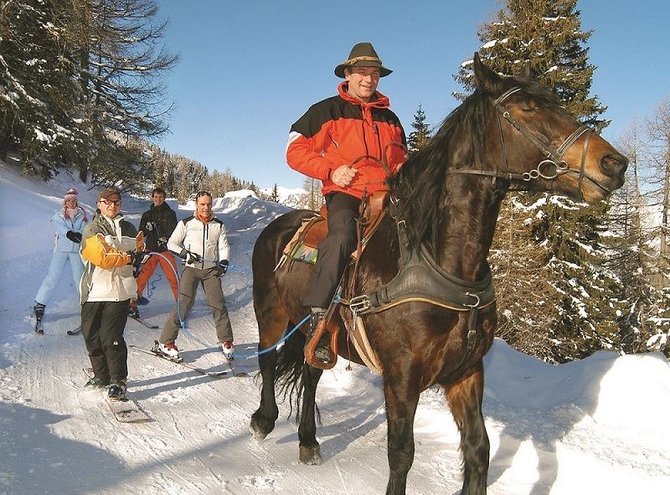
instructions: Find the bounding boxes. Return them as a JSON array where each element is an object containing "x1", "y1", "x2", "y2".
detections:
[{"x1": 0, "y1": 162, "x2": 668, "y2": 495}]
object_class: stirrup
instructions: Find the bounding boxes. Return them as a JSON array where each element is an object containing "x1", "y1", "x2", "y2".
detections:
[{"x1": 304, "y1": 316, "x2": 337, "y2": 370}]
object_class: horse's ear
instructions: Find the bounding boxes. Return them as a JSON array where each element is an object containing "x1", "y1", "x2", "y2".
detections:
[{"x1": 473, "y1": 52, "x2": 504, "y2": 96}]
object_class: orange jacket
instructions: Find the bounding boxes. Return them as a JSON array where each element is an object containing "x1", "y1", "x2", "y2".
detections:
[{"x1": 286, "y1": 82, "x2": 406, "y2": 199}]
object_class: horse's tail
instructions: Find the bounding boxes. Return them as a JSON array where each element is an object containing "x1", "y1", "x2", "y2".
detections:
[{"x1": 273, "y1": 322, "x2": 318, "y2": 423}]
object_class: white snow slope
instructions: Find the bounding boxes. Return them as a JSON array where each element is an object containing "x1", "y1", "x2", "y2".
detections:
[{"x1": 0, "y1": 162, "x2": 669, "y2": 495}]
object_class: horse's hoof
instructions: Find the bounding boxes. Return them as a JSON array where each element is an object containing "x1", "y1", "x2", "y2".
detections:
[
  {"x1": 250, "y1": 412, "x2": 275, "y2": 440},
  {"x1": 299, "y1": 445, "x2": 322, "y2": 465},
  {"x1": 249, "y1": 425, "x2": 267, "y2": 441}
]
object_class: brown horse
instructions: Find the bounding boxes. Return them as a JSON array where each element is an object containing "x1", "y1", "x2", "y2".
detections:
[{"x1": 250, "y1": 54, "x2": 627, "y2": 495}]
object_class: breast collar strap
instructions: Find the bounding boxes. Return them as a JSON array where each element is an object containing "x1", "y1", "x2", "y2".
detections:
[{"x1": 349, "y1": 209, "x2": 495, "y2": 316}]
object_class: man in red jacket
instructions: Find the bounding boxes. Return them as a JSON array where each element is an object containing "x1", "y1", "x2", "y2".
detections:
[{"x1": 287, "y1": 42, "x2": 406, "y2": 364}]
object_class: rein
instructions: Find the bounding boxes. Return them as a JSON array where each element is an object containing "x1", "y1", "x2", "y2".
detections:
[
  {"x1": 446, "y1": 86, "x2": 593, "y2": 197},
  {"x1": 349, "y1": 141, "x2": 408, "y2": 178}
]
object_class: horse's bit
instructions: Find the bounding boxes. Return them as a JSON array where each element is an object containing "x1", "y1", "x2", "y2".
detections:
[{"x1": 448, "y1": 86, "x2": 593, "y2": 194}]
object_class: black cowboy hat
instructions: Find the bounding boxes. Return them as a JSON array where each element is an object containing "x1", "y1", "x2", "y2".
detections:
[{"x1": 334, "y1": 42, "x2": 392, "y2": 78}]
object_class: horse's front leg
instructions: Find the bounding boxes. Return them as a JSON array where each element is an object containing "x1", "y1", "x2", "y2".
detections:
[
  {"x1": 442, "y1": 363, "x2": 489, "y2": 495},
  {"x1": 250, "y1": 347, "x2": 280, "y2": 439},
  {"x1": 298, "y1": 363, "x2": 323, "y2": 464},
  {"x1": 384, "y1": 368, "x2": 421, "y2": 495}
]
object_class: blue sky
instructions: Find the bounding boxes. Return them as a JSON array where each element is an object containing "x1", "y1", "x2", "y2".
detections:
[{"x1": 155, "y1": 0, "x2": 669, "y2": 189}]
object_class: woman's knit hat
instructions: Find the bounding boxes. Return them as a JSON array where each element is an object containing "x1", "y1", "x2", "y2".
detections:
[{"x1": 64, "y1": 188, "x2": 78, "y2": 203}]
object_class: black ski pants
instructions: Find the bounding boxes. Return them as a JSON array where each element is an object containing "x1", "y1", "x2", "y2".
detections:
[
  {"x1": 303, "y1": 192, "x2": 360, "y2": 309},
  {"x1": 81, "y1": 300, "x2": 129, "y2": 384}
]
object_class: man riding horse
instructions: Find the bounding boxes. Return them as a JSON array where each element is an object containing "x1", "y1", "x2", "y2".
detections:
[
  {"x1": 286, "y1": 42, "x2": 407, "y2": 364},
  {"x1": 251, "y1": 52, "x2": 627, "y2": 495}
]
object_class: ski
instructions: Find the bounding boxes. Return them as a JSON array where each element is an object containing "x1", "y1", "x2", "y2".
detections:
[
  {"x1": 221, "y1": 355, "x2": 251, "y2": 378},
  {"x1": 128, "y1": 344, "x2": 228, "y2": 378},
  {"x1": 129, "y1": 315, "x2": 159, "y2": 329},
  {"x1": 107, "y1": 397, "x2": 152, "y2": 423},
  {"x1": 67, "y1": 325, "x2": 81, "y2": 336},
  {"x1": 82, "y1": 368, "x2": 151, "y2": 423},
  {"x1": 34, "y1": 317, "x2": 44, "y2": 334},
  {"x1": 216, "y1": 344, "x2": 255, "y2": 377}
]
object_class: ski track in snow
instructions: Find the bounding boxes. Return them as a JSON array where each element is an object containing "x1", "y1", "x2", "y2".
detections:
[{"x1": 1, "y1": 164, "x2": 669, "y2": 494}]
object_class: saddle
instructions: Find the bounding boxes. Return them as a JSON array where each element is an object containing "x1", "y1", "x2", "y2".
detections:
[
  {"x1": 280, "y1": 191, "x2": 389, "y2": 369},
  {"x1": 281, "y1": 190, "x2": 389, "y2": 264}
]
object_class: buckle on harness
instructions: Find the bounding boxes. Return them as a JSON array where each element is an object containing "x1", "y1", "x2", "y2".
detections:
[
  {"x1": 350, "y1": 295, "x2": 371, "y2": 314},
  {"x1": 464, "y1": 291, "x2": 481, "y2": 308}
]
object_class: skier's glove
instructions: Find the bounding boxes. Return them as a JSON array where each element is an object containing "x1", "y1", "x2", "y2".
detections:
[
  {"x1": 127, "y1": 250, "x2": 151, "y2": 267},
  {"x1": 157, "y1": 237, "x2": 168, "y2": 250},
  {"x1": 145, "y1": 221, "x2": 155, "y2": 231},
  {"x1": 216, "y1": 259, "x2": 229, "y2": 277},
  {"x1": 179, "y1": 249, "x2": 201, "y2": 264},
  {"x1": 66, "y1": 230, "x2": 82, "y2": 243}
]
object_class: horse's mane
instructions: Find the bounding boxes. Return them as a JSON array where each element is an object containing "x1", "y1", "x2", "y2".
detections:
[{"x1": 389, "y1": 75, "x2": 556, "y2": 251}]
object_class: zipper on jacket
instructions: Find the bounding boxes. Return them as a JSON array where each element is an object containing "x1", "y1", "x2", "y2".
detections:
[
  {"x1": 362, "y1": 122, "x2": 370, "y2": 160},
  {"x1": 361, "y1": 120, "x2": 383, "y2": 162},
  {"x1": 375, "y1": 124, "x2": 383, "y2": 161},
  {"x1": 201, "y1": 222, "x2": 208, "y2": 269}
]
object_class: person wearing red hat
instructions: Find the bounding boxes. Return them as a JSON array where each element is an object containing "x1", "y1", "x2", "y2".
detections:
[
  {"x1": 33, "y1": 188, "x2": 88, "y2": 326},
  {"x1": 286, "y1": 42, "x2": 407, "y2": 364}
]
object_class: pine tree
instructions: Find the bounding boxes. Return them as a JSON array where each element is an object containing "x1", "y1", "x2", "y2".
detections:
[
  {"x1": 456, "y1": 0, "x2": 606, "y2": 129},
  {"x1": 639, "y1": 98, "x2": 670, "y2": 356},
  {"x1": 300, "y1": 177, "x2": 322, "y2": 210},
  {"x1": 489, "y1": 195, "x2": 560, "y2": 361},
  {"x1": 1, "y1": 0, "x2": 176, "y2": 190},
  {"x1": 407, "y1": 105, "x2": 431, "y2": 155},
  {"x1": 607, "y1": 121, "x2": 659, "y2": 354},
  {"x1": 0, "y1": 0, "x2": 177, "y2": 191},
  {"x1": 457, "y1": 0, "x2": 625, "y2": 362},
  {"x1": 69, "y1": 0, "x2": 177, "y2": 189},
  {"x1": 0, "y1": 0, "x2": 82, "y2": 175}
]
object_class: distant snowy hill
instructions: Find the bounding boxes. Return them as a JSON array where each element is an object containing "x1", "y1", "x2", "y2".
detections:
[
  {"x1": 260, "y1": 185, "x2": 306, "y2": 208},
  {"x1": 0, "y1": 161, "x2": 669, "y2": 495}
]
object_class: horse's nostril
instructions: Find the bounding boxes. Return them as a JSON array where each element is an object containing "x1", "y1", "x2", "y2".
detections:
[{"x1": 601, "y1": 153, "x2": 628, "y2": 175}]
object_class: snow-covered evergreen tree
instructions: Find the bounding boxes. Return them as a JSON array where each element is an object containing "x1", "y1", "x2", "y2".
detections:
[
  {"x1": 1, "y1": 0, "x2": 176, "y2": 192},
  {"x1": 0, "y1": 0, "x2": 82, "y2": 176},
  {"x1": 458, "y1": 0, "x2": 628, "y2": 362},
  {"x1": 407, "y1": 105, "x2": 431, "y2": 156}
]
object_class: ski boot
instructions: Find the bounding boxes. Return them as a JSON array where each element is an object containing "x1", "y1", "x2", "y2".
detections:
[{"x1": 108, "y1": 381, "x2": 127, "y2": 401}]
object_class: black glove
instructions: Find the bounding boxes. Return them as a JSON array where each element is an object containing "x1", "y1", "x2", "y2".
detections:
[
  {"x1": 66, "y1": 230, "x2": 82, "y2": 243},
  {"x1": 127, "y1": 250, "x2": 150, "y2": 268},
  {"x1": 216, "y1": 259, "x2": 229, "y2": 277},
  {"x1": 145, "y1": 221, "x2": 154, "y2": 231},
  {"x1": 157, "y1": 236, "x2": 168, "y2": 250},
  {"x1": 179, "y1": 248, "x2": 201, "y2": 264}
]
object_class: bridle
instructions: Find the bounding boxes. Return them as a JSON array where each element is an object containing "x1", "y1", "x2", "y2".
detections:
[{"x1": 447, "y1": 86, "x2": 593, "y2": 195}]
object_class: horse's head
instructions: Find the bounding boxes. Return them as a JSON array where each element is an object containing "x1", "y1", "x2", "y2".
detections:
[{"x1": 472, "y1": 53, "x2": 627, "y2": 203}]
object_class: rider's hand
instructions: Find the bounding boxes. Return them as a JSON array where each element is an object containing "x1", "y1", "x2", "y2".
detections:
[{"x1": 330, "y1": 165, "x2": 357, "y2": 187}]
